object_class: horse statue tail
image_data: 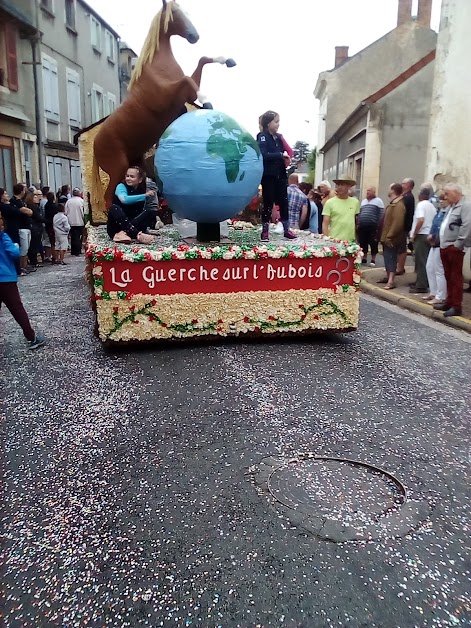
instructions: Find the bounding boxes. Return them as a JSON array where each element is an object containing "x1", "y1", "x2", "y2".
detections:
[{"x1": 90, "y1": 151, "x2": 107, "y2": 223}]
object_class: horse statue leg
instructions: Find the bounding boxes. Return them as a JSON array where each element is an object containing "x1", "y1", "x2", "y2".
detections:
[
  {"x1": 191, "y1": 56, "x2": 236, "y2": 110},
  {"x1": 104, "y1": 152, "x2": 130, "y2": 209}
]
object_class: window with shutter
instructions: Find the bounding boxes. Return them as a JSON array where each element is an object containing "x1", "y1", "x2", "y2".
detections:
[
  {"x1": 5, "y1": 23, "x2": 18, "y2": 91},
  {"x1": 42, "y1": 54, "x2": 60, "y2": 122},
  {"x1": 107, "y1": 92, "x2": 117, "y2": 115},
  {"x1": 91, "y1": 17, "x2": 102, "y2": 52},
  {"x1": 65, "y1": 0, "x2": 75, "y2": 29},
  {"x1": 91, "y1": 84, "x2": 104, "y2": 123},
  {"x1": 66, "y1": 69, "x2": 81, "y2": 128}
]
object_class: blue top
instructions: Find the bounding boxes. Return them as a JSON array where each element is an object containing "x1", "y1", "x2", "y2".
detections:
[
  {"x1": 113, "y1": 183, "x2": 146, "y2": 220},
  {"x1": 308, "y1": 200, "x2": 319, "y2": 234},
  {"x1": 114, "y1": 183, "x2": 146, "y2": 205},
  {"x1": 256, "y1": 132, "x2": 286, "y2": 178},
  {"x1": 0, "y1": 231, "x2": 20, "y2": 283},
  {"x1": 429, "y1": 207, "x2": 447, "y2": 247}
]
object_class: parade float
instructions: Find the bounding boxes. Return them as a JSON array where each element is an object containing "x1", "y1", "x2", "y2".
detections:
[{"x1": 79, "y1": 1, "x2": 361, "y2": 346}]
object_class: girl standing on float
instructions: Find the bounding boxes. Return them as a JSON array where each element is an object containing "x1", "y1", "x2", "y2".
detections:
[
  {"x1": 106, "y1": 166, "x2": 156, "y2": 245},
  {"x1": 257, "y1": 111, "x2": 296, "y2": 241}
]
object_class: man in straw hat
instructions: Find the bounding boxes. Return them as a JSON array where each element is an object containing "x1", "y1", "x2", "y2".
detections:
[{"x1": 322, "y1": 174, "x2": 360, "y2": 241}]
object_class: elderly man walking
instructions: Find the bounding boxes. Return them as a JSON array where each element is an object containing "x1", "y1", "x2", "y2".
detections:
[
  {"x1": 358, "y1": 186, "x2": 384, "y2": 266},
  {"x1": 65, "y1": 188, "x2": 85, "y2": 256},
  {"x1": 434, "y1": 183, "x2": 471, "y2": 317},
  {"x1": 322, "y1": 175, "x2": 360, "y2": 241}
]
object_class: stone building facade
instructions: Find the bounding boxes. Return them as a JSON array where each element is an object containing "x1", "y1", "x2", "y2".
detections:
[
  {"x1": 313, "y1": 0, "x2": 437, "y2": 189},
  {"x1": 0, "y1": 0, "x2": 121, "y2": 193}
]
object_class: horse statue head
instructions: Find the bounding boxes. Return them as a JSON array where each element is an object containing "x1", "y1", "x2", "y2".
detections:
[{"x1": 129, "y1": 1, "x2": 199, "y2": 89}]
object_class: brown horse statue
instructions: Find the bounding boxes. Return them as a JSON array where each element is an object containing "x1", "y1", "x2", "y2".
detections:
[{"x1": 91, "y1": 0, "x2": 235, "y2": 214}]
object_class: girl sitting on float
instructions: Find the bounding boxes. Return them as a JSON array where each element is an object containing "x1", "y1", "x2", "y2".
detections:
[{"x1": 107, "y1": 166, "x2": 156, "y2": 245}]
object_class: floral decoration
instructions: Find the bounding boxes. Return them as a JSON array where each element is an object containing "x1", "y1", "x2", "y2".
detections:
[
  {"x1": 88, "y1": 225, "x2": 360, "y2": 343},
  {"x1": 86, "y1": 225, "x2": 362, "y2": 264}
]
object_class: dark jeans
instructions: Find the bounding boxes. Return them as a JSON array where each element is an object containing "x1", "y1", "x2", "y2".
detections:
[
  {"x1": 261, "y1": 174, "x2": 288, "y2": 224},
  {"x1": 70, "y1": 226, "x2": 84, "y2": 255},
  {"x1": 106, "y1": 205, "x2": 156, "y2": 240},
  {"x1": 357, "y1": 223, "x2": 379, "y2": 259},
  {"x1": 413, "y1": 234, "x2": 430, "y2": 290},
  {"x1": 440, "y1": 245, "x2": 465, "y2": 310},
  {"x1": 28, "y1": 226, "x2": 43, "y2": 266},
  {"x1": 0, "y1": 282, "x2": 35, "y2": 340},
  {"x1": 383, "y1": 244, "x2": 398, "y2": 274}
]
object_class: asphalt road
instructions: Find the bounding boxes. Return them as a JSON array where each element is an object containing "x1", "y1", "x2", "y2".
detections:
[{"x1": 2, "y1": 258, "x2": 470, "y2": 627}]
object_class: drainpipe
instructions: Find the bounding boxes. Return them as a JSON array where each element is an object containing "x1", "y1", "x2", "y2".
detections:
[
  {"x1": 30, "y1": 33, "x2": 46, "y2": 186},
  {"x1": 336, "y1": 136, "x2": 340, "y2": 179}
]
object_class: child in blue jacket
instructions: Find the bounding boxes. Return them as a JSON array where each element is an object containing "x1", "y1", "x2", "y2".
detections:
[{"x1": 0, "y1": 212, "x2": 46, "y2": 349}]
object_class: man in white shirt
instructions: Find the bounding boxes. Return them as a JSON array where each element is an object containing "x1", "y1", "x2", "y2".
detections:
[
  {"x1": 65, "y1": 188, "x2": 85, "y2": 256},
  {"x1": 409, "y1": 186, "x2": 436, "y2": 294}
]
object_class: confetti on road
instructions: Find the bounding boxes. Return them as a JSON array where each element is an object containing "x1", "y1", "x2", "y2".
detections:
[{"x1": 1, "y1": 257, "x2": 470, "y2": 626}]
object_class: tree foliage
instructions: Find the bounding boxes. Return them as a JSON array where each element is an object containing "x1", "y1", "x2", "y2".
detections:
[
  {"x1": 292, "y1": 140, "x2": 310, "y2": 167},
  {"x1": 306, "y1": 148, "x2": 317, "y2": 185}
]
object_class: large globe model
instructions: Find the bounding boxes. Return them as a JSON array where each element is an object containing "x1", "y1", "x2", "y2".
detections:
[{"x1": 155, "y1": 110, "x2": 263, "y2": 223}]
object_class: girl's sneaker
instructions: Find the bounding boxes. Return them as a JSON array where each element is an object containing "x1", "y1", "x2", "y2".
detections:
[
  {"x1": 260, "y1": 227, "x2": 269, "y2": 242},
  {"x1": 28, "y1": 333, "x2": 46, "y2": 350},
  {"x1": 284, "y1": 229, "x2": 297, "y2": 240}
]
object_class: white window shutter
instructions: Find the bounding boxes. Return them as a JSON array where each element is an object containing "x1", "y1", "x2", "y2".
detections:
[
  {"x1": 43, "y1": 55, "x2": 60, "y2": 122},
  {"x1": 50, "y1": 60, "x2": 60, "y2": 121},
  {"x1": 67, "y1": 69, "x2": 81, "y2": 128}
]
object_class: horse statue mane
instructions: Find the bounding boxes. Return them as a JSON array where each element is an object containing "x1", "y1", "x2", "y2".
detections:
[
  {"x1": 89, "y1": 0, "x2": 236, "y2": 221},
  {"x1": 129, "y1": 2, "x2": 176, "y2": 90}
]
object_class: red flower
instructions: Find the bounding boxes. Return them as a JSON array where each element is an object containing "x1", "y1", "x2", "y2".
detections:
[
  {"x1": 149, "y1": 315, "x2": 156, "y2": 322},
  {"x1": 254, "y1": 326, "x2": 260, "y2": 332},
  {"x1": 125, "y1": 293, "x2": 133, "y2": 300},
  {"x1": 134, "y1": 320, "x2": 139, "y2": 324},
  {"x1": 130, "y1": 305, "x2": 135, "y2": 311},
  {"x1": 301, "y1": 314, "x2": 306, "y2": 320},
  {"x1": 299, "y1": 304, "x2": 304, "y2": 309},
  {"x1": 218, "y1": 319, "x2": 223, "y2": 324},
  {"x1": 114, "y1": 250, "x2": 124, "y2": 260},
  {"x1": 144, "y1": 251, "x2": 153, "y2": 261},
  {"x1": 151, "y1": 299, "x2": 157, "y2": 306},
  {"x1": 268, "y1": 315, "x2": 275, "y2": 321},
  {"x1": 113, "y1": 307, "x2": 119, "y2": 313},
  {"x1": 317, "y1": 298, "x2": 324, "y2": 305},
  {"x1": 288, "y1": 250, "x2": 295, "y2": 258},
  {"x1": 192, "y1": 319, "x2": 198, "y2": 324},
  {"x1": 171, "y1": 252, "x2": 178, "y2": 260},
  {"x1": 258, "y1": 250, "x2": 268, "y2": 259},
  {"x1": 162, "y1": 323, "x2": 167, "y2": 328},
  {"x1": 217, "y1": 327, "x2": 222, "y2": 332},
  {"x1": 243, "y1": 316, "x2": 249, "y2": 323},
  {"x1": 314, "y1": 315, "x2": 319, "y2": 320}
]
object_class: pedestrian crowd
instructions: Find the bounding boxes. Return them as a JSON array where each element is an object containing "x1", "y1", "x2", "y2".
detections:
[
  {"x1": 0, "y1": 181, "x2": 86, "y2": 349},
  {"x1": 254, "y1": 109, "x2": 471, "y2": 319}
]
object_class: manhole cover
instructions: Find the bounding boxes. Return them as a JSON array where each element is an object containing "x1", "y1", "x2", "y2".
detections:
[
  {"x1": 251, "y1": 454, "x2": 432, "y2": 542},
  {"x1": 268, "y1": 458, "x2": 405, "y2": 525}
]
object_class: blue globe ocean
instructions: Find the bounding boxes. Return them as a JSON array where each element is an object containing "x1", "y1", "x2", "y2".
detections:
[{"x1": 155, "y1": 110, "x2": 263, "y2": 223}]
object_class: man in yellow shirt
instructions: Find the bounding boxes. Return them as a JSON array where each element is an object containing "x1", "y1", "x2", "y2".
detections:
[{"x1": 322, "y1": 174, "x2": 360, "y2": 241}]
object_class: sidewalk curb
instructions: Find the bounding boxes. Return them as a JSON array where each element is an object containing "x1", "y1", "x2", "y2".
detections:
[{"x1": 360, "y1": 277, "x2": 471, "y2": 334}]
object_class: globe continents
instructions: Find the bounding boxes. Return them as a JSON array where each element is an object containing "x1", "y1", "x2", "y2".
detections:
[{"x1": 155, "y1": 110, "x2": 263, "y2": 223}]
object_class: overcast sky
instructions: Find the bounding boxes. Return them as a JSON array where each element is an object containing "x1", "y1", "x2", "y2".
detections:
[{"x1": 88, "y1": 0, "x2": 442, "y2": 149}]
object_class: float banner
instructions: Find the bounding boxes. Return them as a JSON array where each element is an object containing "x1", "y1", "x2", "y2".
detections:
[{"x1": 100, "y1": 257, "x2": 354, "y2": 296}]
